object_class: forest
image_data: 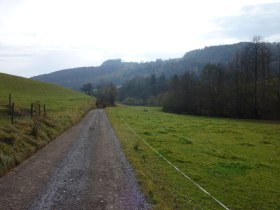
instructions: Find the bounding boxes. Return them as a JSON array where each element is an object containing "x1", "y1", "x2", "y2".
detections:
[
  {"x1": 33, "y1": 42, "x2": 249, "y2": 90},
  {"x1": 118, "y1": 37, "x2": 280, "y2": 119}
]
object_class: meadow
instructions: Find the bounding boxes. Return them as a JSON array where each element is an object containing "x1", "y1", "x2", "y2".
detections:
[
  {"x1": 0, "y1": 73, "x2": 94, "y2": 176},
  {"x1": 106, "y1": 106, "x2": 280, "y2": 210}
]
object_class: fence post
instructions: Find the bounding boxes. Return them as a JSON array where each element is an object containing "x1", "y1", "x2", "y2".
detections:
[
  {"x1": 38, "y1": 102, "x2": 41, "y2": 116},
  {"x1": 11, "y1": 102, "x2": 14, "y2": 124},
  {"x1": 31, "y1": 103, "x2": 33, "y2": 118},
  {"x1": 43, "y1": 104, "x2": 46, "y2": 117},
  {"x1": 32, "y1": 101, "x2": 39, "y2": 136},
  {"x1": 9, "y1": 93, "x2": 11, "y2": 108}
]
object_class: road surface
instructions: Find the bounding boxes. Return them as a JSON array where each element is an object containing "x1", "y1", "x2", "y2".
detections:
[{"x1": 0, "y1": 109, "x2": 149, "y2": 210}]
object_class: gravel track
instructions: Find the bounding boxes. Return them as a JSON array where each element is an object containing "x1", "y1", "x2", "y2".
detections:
[{"x1": 0, "y1": 109, "x2": 149, "y2": 210}]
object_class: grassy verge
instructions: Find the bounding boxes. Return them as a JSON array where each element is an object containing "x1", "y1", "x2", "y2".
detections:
[
  {"x1": 106, "y1": 105, "x2": 280, "y2": 210},
  {"x1": 0, "y1": 73, "x2": 95, "y2": 176}
]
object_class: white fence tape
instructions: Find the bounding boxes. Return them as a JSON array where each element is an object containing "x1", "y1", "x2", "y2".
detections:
[{"x1": 124, "y1": 121, "x2": 229, "y2": 210}]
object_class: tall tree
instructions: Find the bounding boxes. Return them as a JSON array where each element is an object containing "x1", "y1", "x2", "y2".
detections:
[
  {"x1": 94, "y1": 83, "x2": 117, "y2": 107},
  {"x1": 80, "y1": 83, "x2": 93, "y2": 95}
]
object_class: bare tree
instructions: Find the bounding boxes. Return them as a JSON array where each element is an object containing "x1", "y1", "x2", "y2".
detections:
[{"x1": 80, "y1": 83, "x2": 93, "y2": 95}]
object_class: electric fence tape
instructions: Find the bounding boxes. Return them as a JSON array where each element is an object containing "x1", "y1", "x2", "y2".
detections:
[{"x1": 123, "y1": 120, "x2": 230, "y2": 210}]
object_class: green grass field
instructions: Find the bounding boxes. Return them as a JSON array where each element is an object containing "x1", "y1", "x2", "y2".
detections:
[
  {"x1": 0, "y1": 73, "x2": 94, "y2": 176},
  {"x1": 106, "y1": 106, "x2": 280, "y2": 210}
]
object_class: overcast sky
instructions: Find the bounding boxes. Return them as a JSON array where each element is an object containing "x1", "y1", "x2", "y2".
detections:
[{"x1": 0, "y1": 0, "x2": 280, "y2": 77}]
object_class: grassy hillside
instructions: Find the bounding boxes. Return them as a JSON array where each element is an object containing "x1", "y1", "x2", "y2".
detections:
[
  {"x1": 0, "y1": 73, "x2": 94, "y2": 176},
  {"x1": 106, "y1": 106, "x2": 280, "y2": 210}
]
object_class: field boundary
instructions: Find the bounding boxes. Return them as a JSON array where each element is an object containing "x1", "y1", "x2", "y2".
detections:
[
  {"x1": 123, "y1": 119, "x2": 230, "y2": 210},
  {"x1": 0, "y1": 93, "x2": 48, "y2": 125}
]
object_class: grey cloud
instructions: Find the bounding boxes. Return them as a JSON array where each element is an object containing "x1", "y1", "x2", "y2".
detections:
[
  {"x1": 0, "y1": 53, "x2": 32, "y2": 58},
  {"x1": 0, "y1": 43, "x2": 34, "y2": 59},
  {"x1": 210, "y1": 2, "x2": 280, "y2": 40}
]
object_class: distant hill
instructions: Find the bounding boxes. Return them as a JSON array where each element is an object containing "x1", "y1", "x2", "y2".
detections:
[{"x1": 31, "y1": 42, "x2": 250, "y2": 90}]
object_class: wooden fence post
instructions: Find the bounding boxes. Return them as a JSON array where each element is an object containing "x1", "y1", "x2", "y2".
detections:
[
  {"x1": 31, "y1": 103, "x2": 33, "y2": 118},
  {"x1": 32, "y1": 101, "x2": 39, "y2": 136},
  {"x1": 43, "y1": 104, "x2": 46, "y2": 117},
  {"x1": 11, "y1": 102, "x2": 14, "y2": 124}
]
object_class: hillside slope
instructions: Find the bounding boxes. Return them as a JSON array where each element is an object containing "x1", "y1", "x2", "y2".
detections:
[
  {"x1": 32, "y1": 42, "x2": 249, "y2": 90},
  {"x1": 0, "y1": 73, "x2": 92, "y2": 107},
  {"x1": 0, "y1": 73, "x2": 94, "y2": 176}
]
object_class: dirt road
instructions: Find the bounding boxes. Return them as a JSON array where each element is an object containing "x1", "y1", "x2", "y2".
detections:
[{"x1": 0, "y1": 109, "x2": 149, "y2": 210}]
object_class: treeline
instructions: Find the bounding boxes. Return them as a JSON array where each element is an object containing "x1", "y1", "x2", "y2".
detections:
[
  {"x1": 81, "y1": 82, "x2": 117, "y2": 107},
  {"x1": 119, "y1": 37, "x2": 280, "y2": 119},
  {"x1": 118, "y1": 74, "x2": 167, "y2": 105},
  {"x1": 33, "y1": 43, "x2": 248, "y2": 90}
]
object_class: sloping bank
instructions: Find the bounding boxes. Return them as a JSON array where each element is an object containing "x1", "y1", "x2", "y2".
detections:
[{"x1": 0, "y1": 73, "x2": 95, "y2": 176}]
